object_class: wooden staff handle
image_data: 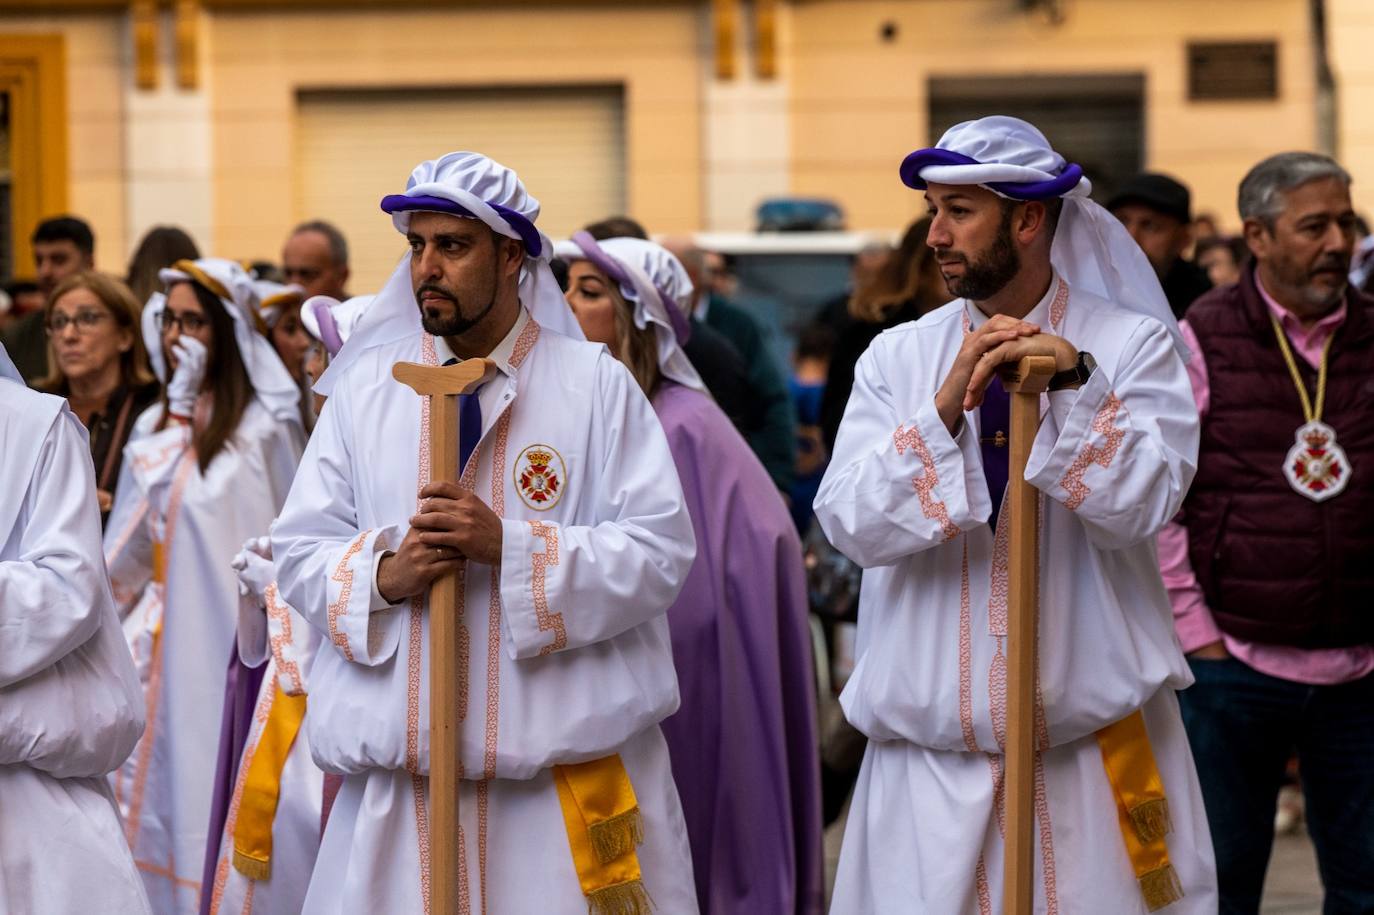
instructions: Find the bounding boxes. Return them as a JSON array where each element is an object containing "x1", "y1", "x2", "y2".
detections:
[
  {"x1": 393, "y1": 357, "x2": 496, "y2": 915},
  {"x1": 1000, "y1": 354, "x2": 1057, "y2": 915}
]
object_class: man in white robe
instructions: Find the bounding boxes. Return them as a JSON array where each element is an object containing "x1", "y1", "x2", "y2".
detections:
[
  {"x1": 272, "y1": 152, "x2": 700, "y2": 914},
  {"x1": 814, "y1": 117, "x2": 1218, "y2": 913},
  {"x1": 0, "y1": 343, "x2": 152, "y2": 914}
]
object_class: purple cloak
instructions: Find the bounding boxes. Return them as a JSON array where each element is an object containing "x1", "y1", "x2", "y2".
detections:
[
  {"x1": 652, "y1": 382, "x2": 823, "y2": 915},
  {"x1": 199, "y1": 644, "x2": 267, "y2": 915}
]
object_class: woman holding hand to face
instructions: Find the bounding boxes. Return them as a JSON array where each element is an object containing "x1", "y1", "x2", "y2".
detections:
[
  {"x1": 102, "y1": 258, "x2": 305, "y2": 914},
  {"x1": 39, "y1": 272, "x2": 159, "y2": 522}
]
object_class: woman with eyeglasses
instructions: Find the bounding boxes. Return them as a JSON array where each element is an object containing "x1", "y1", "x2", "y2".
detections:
[
  {"x1": 103, "y1": 258, "x2": 306, "y2": 913},
  {"x1": 39, "y1": 271, "x2": 159, "y2": 523}
]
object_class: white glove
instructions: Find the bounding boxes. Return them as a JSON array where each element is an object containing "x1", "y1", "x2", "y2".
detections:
[
  {"x1": 166, "y1": 336, "x2": 208, "y2": 419},
  {"x1": 230, "y1": 535, "x2": 275, "y2": 605}
]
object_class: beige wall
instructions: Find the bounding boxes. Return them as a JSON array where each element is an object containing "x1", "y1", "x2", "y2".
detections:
[
  {"x1": 1330, "y1": 0, "x2": 1374, "y2": 221},
  {"x1": 204, "y1": 3, "x2": 704, "y2": 264},
  {"x1": 787, "y1": 0, "x2": 1316, "y2": 232},
  {"x1": 0, "y1": 10, "x2": 128, "y2": 274}
]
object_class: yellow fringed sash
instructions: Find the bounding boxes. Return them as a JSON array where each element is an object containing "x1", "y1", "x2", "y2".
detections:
[
  {"x1": 552, "y1": 755, "x2": 653, "y2": 915},
  {"x1": 232, "y1": 683, "x2": 308, "y2": 881},
  {"x1": 1095, "y1": 709, "x2": 1184, "y2": 911}
]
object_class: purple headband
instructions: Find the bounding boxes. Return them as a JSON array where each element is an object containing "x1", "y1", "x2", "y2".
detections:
[
  {"x1": 310, "y1": 299, "x2": 345, "y2": 357},
  {"x1": 379, "y1": 193, "x2": 543, "y2": 257},
  {"x1": 570, "y1": 231, "x2": 692, "y2": 345},
  {"x1": 898, "y1": 148, "x2": 1084, "y2": 201}
]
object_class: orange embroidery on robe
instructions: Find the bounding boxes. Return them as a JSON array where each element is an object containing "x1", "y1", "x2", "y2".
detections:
[
  {"x1": 327, "y1": 532, "x2": 370, "y2": 662},
  {"x1": 1049, "y1": 278, "x2": 1070, "y2": 332},
  {"x1": 528, "y1": 521, "x2": 568, "y2": 656},
  {"x1": 208, "y1": 676, "x2": 278, "y2": 913},
  {"x1": 125, "y1": 451, "x2": 196, "y2": 852},
  {"x1": 957, "y1": 540, "x2": 978, "y2": 753},
  {"x1": 265, "y1": 584, "x2": 305, "y2": 695},
  {"x1": 1058, "y1": 394, "x2": 1125, "y2": 510},
  {"x1": 893, "y1": 424, "x2": 960, "y2": 541}
]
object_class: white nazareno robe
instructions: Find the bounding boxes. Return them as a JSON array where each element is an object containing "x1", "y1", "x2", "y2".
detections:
[
  {"x1": 104, "y1": 399, "x2": 304, "y2": 913},
  {"x1": 271, "y1": 311, "x2": 700, "y2": 914},
  {"x1": 0, "y1": 381, "x2": 151, "y2": 914},
  {"x1": 204, "y1": 578, "x2": 324, "y2": 915},
  {"x1": 814, "y1": 275, "x2": 1218, "y2": 914}
]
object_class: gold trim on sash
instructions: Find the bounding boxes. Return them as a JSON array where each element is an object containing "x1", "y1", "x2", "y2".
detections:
[
  {"x1": 1095, "y1": 710, "x2": 1184, "y2": 911},
  {"x1": 552, "y1": 754, "x2": 653, "y2": 915}
]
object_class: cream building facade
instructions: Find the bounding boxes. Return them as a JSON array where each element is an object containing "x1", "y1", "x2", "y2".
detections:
[{"x1": 2, "y1": 0, "x2": 1371, "y2": 288}]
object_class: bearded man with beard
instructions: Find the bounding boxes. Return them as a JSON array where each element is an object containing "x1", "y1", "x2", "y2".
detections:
[
  {"x1": 814, "y1": 116, "x2": 1217, "y2": 912},
  {"x1": 271, "y1": 152, "x2": 700, "y2": 914},
  {"x1": 1159, "y1": 152, "x2": 1374, "y2": 914}
]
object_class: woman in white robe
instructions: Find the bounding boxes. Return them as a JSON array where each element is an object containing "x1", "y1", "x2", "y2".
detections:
[
  {"x1": 104, "y1": 259, "x2": 305, "y2": 913},
  {"x1": 0, "y1": 344, "x2": 151, "y2": 914}
]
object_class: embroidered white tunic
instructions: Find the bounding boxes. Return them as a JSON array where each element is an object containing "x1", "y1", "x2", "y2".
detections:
[
  {"x1": 814, "y1": 276, "x2": 1218, "y2": 914},
  {"x1": 271, "y1": 310, "x2": 700, "y2": 914},
  {"x1": 205, "y1": 581, "x2": 324, "y2": 915},
  {"x1": 104, "y1": 400, "x2": 305, "y2": 913},
  {"x1": 0, "y1": 382, "x2": 151, "y2": 914}
]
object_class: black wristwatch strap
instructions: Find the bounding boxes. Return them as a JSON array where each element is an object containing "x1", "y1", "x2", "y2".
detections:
[{"x1": 1047, "y1": 351, "x2": 1095, "y2": 392}]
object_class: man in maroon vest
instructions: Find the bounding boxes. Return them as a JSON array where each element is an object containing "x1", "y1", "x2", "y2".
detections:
[{"x1": 1160, "y1": 151, "x2": 1374, "y2": 913}]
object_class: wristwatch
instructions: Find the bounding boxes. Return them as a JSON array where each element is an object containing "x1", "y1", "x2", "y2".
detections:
[{"x1": 1047, "y1": 351, "x2": 1096, "y2": 392}]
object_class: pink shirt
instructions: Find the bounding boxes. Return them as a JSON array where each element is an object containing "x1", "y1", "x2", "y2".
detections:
[{"x1": 1159, "y1": 279, "x2": 1374, "y2": 685}]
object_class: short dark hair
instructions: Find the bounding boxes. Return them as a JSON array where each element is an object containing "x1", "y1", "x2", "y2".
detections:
[
  {"x1": 32, "y1": 215, "x2": 94, "y2": 256},
  {"x1": 291, "y1": 220, "x2": 349, "y2": 267},
  {"x1": 998, "y1": 196, "x2": 1063, "y2": 238},
  {"x1": 584, "y1": 216, "x2": 649, "y2": 241}
]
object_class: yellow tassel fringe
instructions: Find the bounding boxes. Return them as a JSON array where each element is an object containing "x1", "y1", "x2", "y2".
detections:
[
  {"x1": 586, "y1": 879, "x2": 653, "y2": 915},
  {"x1": 1130, "y1": 797, "x2": 1173, "y2": 844},
  {"x1": 231, "y1": 849, "x2": 271, "y2": 881},
  {"x1": 1139, "y1": 862, "x2": 1184, "y2": 912},
  {"x1": 587, "y1": 807, "x2": 644, "y2": 865}
]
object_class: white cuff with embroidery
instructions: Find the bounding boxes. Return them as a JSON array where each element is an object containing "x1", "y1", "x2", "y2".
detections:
[
  {"x1": 324, "y1": 525, "x2": 404, "y2": 666},
  {"x1": 497, "y1": 517, "x2": 569, "y2": 661}
]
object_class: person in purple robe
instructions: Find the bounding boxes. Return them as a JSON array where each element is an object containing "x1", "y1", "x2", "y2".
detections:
[{"x1": 559, "y1": 232, "x2": 823, "y2": 915}]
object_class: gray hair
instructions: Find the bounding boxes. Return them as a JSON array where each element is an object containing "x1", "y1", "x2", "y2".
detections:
[
  {"x1": 1238, "y1": 152, "x2": 1351, "y2": 225},
  {"x1": 291, "y1": 219, "x2": 349, "y2": 267}
]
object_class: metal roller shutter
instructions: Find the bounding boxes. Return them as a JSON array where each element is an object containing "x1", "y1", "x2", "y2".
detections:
[{"x1": 295, "y1": 85, "x2": 626, "y2": 291}]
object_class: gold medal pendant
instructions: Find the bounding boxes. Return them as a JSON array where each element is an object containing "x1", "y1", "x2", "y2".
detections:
[
  {"x1": 1283, "y1": 420, "x2": 1351, "y2": 502},
  {"x1": 1269, "y1": 313, "x2": 1349, "y2": 503}
]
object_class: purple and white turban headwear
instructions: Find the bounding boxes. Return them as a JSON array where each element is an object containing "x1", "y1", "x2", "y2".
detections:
[
  {"x1": 144, "y1": 257, "x2": 304, "y2": 421},
  {"x1": 902, "y1": 115, "x2": 1187, "y2": 359},
  {"x1": 316, "y1": 152, "x2": 584, "y2": 396},
  {"x1": 301, "y1": 294, "x2": 374, "y2": 358},
  {"x1": 556, "y1": 233, "x2": 706, "y2": 395}
]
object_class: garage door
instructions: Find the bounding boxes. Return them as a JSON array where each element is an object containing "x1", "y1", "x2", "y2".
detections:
[{"x1": 295, "y1": 85, "x2": 626, "y2": 292}]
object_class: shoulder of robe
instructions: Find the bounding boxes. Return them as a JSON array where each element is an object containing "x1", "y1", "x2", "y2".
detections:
[
  {"x1": 861, "y1": 299, "x2": 959, "y2": 366},
  {"x1": 1068, "y1": 287, "x2": 1172, "y2": 360},
  {"x1": 1, "y1": 381, "x2": 64, "y2": 438}
]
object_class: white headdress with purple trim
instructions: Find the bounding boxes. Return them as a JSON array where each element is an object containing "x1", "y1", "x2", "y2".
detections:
[
  {"x1": 902, "y1": 116, "x2": 1187, "y2": 358},
  {"x1": 316, "y1": 152, "x2": 583, "y2": 396},
  {"x1": 556, "y1": 233, "x2": 706, "y2": 394},
  {"x1": 301, "y1": 294, "x2": 374, "y2": 357}
]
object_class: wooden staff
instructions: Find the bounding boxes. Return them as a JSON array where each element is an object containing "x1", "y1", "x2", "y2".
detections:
[
  {"x1": 393, "y1": 357, "x2": 495, "y2": 915},
  {"x1": 1000, "y1": 354, "x2": 1057, "y2": 915}
]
